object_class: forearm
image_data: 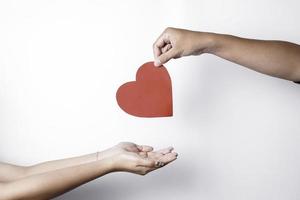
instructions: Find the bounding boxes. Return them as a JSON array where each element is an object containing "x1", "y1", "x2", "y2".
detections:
[
  {"x1": 0, "y1": 163, "x2": 27, "y2": 182},
  {"x1": 0, "y1": 159, "x2": 113, "y2": 200},
  {"x1": 207, "y1": 33, "x2": 300, "y2": 81},
  {"x1": 0, "y1": 153, "x2": 99, "y2": 182},
  {"x1": 24, "y1": 153, "x2": 99, "y2": 177}
]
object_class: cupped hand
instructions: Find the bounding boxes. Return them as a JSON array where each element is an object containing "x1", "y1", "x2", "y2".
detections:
[
  {"x1": 99, "y1": 142, "x2": 178, "y2": 175},
  {"x1": 153, "y1": 27, "x2": 215, "y2": 66}
]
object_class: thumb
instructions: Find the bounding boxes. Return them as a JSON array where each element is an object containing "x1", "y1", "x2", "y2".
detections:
[{"x1": 156, "y1": 48, "x2": 177, "y2": 66}]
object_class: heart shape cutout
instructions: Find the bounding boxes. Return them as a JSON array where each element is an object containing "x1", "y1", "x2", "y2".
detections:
[{"x1": 116, "y1": 61, "x2": 173, "y2": 117}]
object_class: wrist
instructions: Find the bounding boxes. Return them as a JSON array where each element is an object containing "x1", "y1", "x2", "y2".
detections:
[
  {"x1": 200, "y1": 32, "x2": 220, "y2": 54},
  {"x1": 98, "y1": 157, "x2": 117, "y2": 173},
  {"x1": 96, "y1": 147, "x2": 114, "y2": 161},
  {"x1": 95, "y1": 149, "x2": 122, "y2": 172}
]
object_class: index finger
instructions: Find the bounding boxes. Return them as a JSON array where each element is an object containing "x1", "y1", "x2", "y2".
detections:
[{"x1": 153, "y1": 33, "x2": 169, "y2": 59}]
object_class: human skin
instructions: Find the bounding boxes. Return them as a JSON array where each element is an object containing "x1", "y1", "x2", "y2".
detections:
[
  {"x1": 153, "y1": 27, "x2": 300, "y2": 82},
  {"x1": 0, "y1": 142, "x2": 178, "y2": 200}
]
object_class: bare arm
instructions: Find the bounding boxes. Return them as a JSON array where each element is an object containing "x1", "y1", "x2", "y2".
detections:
[
  {"x1": 0, "y1": 163, "x2": 27, "y2": 182},
  {"x1": 0, "y1": 142, "x2": 178, "y2": 200},
  {"x1": 0, "y1": 159, "x2": 112, "y2": 200},
  {"x1": 24, "y1": 153, "x2": 99, "y2": 178},
  {"x1": 213, "y1": 35, "x2": 300, "y2": 81},
  {"x1": 0, "y1": 153, "x2": 98, "y2": 182},
  {"x1": 153, "y1": 27, "x2": 300, "y2": 82}
]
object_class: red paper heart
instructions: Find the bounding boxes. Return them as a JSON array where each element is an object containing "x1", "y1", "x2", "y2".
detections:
[{"x1": 116, "y1": 61, "x2": 173, "y2": 117}]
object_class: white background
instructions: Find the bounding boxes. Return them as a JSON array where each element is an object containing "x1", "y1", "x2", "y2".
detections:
[{"x1": 1, "y1": 0, "x2": 300, "y2": 199}]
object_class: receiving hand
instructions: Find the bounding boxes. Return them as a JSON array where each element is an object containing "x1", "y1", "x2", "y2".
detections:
[
  {"x1": 153, "y1": 27, "x2": 215, "y2": 66},
  {"x1": 99, "y1": 142, "x2": 178, "y2": 175}
]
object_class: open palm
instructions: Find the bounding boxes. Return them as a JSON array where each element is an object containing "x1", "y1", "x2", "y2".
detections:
[{"x1": 100, "y1": 142, "x2": 178, "y2": 175}]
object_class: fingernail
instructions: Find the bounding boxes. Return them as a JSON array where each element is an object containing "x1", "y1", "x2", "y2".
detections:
[
  {"x1": 155, "y1": 161, "x2": 159, "y2": 167},
  {"x1": 155, "y1": 161, "x2": 165, "y2": 167}
]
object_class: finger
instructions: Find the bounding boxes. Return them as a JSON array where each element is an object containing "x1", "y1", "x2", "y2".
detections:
[
  {"x1": 153, "y1": 33, "x2": 168, "y2": 55},
  {"x1": 153, "y1": 35, "x2": 164, "y2": 59},
  {"x1": 147, "y1": 152, "x2": 164, "y2": 160},
  {"x1": 147, "y1": 147, "x2": 174, "y2": 159},
  {"x1": 157, "y1": 48, "x2": 177, "y2": 66},
  {"x1": 153, "y1": 43, "x2": 162, "y2": 61},
  {"x1": 161, "y1": 43, "x2": 172, "y2": 54},
  {"x1": 155, "y1": 161, "x2": 166, "y2": 168},
  {"x1": 137, "y1": 145, "x2": 153, "y2": 152},
  {"x1": 155, "y1": 147, "x2": 174, "y2": 155},
  {"x1": 157, "y1": 152, "x2": 178, "y2": 165},
  {"x1": 153, "y1": 34, "x2": 170, "y2": 66}
]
